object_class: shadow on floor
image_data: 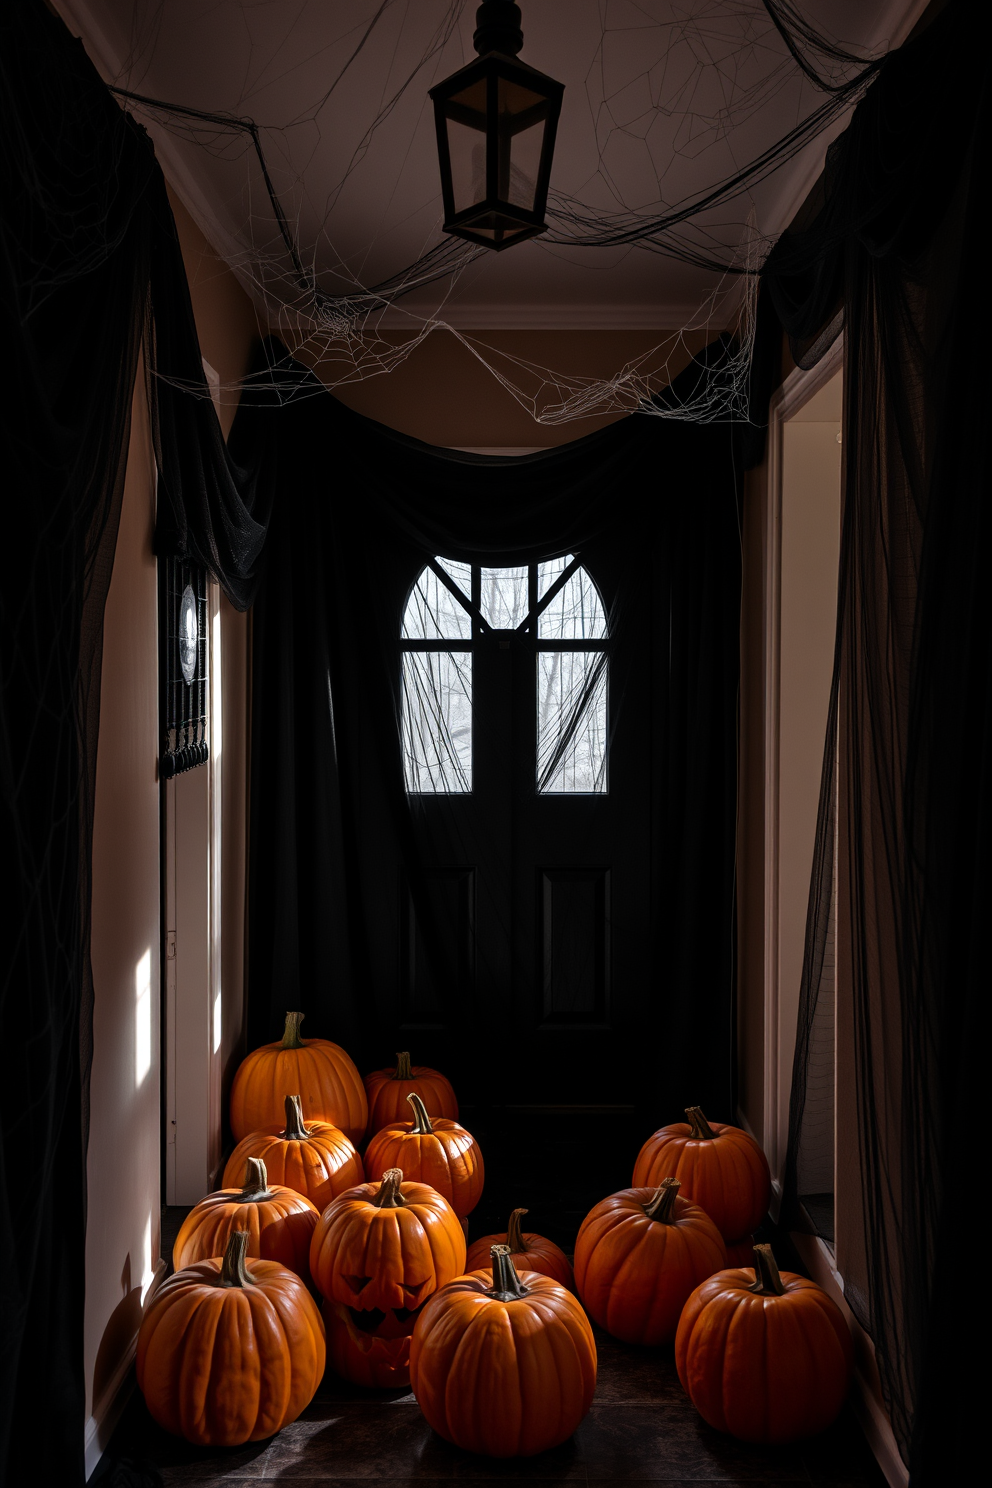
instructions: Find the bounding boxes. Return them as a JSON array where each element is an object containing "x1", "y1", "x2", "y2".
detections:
[
  {"x1": 101, "y1": 1111, "x2": 885, "y2": 1486},
  {"x1": 98, "y1": 1321, "x2": 887, "y2": 1487}
]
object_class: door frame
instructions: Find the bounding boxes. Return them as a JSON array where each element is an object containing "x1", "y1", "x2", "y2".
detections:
[{"x1": 761, "y1": 336, "x2": 844, "y2": 1198}]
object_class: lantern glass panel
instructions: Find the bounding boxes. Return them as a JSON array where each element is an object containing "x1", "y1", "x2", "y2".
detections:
[
  {"x1": 499, "y1": 77, "x2": 546, "y2": 213},
  {"x1": 445, "y1": 78, "x2": 487, "y2": 217}
]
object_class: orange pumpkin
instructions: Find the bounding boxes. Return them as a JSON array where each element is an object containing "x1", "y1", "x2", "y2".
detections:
[
  {"x1": 173, "y1": 1157, "x2": 318, "y2": 1282},
  {"x1": 632, "y1": 1106, "x2": 771, "y2": 1242},
  {"x1": 466, "y1": 1207, "x2": 574, "y2": 1291},
  {"x1": 230, "y1": 1010, "x2": 367, "y2": 1143},
  {"x1": 222, "y1": 1094, "x2": 363, "y2": 1211},
  {"x1": 633, "y1": 1107, "x2": 773, "y2": 1243},
  {"x1": 323, "y1": 1298, "x2": 414, "y2": 1389},
  {"x1": 574, "y1": 1177, "x2": 726, "y2": 1344},
  {"x1": 410, "y1": 1244, "x2": 596, "y2": 1456},
  {"x1": 676, "y1": 1244, "x2": 854, "y2": 1443},
  {"x1": 137, "y1": 1230, "x2": 325, "y2": 1445},
  {"x1": 310, "y1": 1167, "x2": 466, "y2": 1315},
  {"x1": 364, "y1": 1050, "x2": 459, "y2": 1136},
  {"x1": 364, "y1": 1093, "x2": 483, "y2": 1218}
]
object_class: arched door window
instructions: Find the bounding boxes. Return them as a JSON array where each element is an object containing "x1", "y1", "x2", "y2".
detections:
[{"x1": 401, "y1": 555, "x2": 608, "y2": 795}]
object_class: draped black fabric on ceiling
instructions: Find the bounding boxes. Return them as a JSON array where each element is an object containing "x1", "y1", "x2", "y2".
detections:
[
  {"x1": 239, "y1": 342, "x2": 742, "y2": 1122},
  {"x1": 767, "y1": 1, "x2": 989, "y2": 1479},
  {"x1": 1, "y1": 5, "x2": 269, "y2": 1482}
]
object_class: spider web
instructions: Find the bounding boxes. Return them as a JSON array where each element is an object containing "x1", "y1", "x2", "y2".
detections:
[{"x1": 93, "y1": 0, "x2": 890, "y2": 423}]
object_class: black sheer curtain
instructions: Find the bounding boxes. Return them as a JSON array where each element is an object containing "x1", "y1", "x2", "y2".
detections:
[
  {"x1": 766, "y1": 1, "x2": 989, "y2": 1478},
  {"x1": 1, "y1": 5, "x2": 271, "y2": 1482},
  {"x1": 239, "y1": 344, "x2": 741, "y2": 1120},
  {"x1": 1, "y1": 8, "x2": 151, "y2": 1483}
]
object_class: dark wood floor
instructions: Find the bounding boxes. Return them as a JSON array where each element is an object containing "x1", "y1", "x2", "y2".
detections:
[
  {"x1": 100, "y1": 1321, "x2": 886, "y2": 1487},
  {"x1": 101, "y1": 1109, "x2": 886, "y2": 1487}
]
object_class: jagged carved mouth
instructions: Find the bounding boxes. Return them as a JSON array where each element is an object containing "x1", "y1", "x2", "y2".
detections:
[{"x1": 346, "y1": 1302, "x2": 423, "y2": 1338}]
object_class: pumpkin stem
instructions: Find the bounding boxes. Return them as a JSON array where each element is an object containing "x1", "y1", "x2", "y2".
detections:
[
  {"x1": 372, "y1": 1168, "x2": 407, "y2": 1208},
  {"x1": 220, "y1": 1229, "x2": 252, "y2": 1288},
  {"x1": 239, "y1": 1157, "x2": 273, "y2": 1200},
  {"x1": 281, "y1": 1010, "x2": 305, "y2": 1049},
  {"x1": 749, "y1": 1243, "x2": 787, "y2": 1297},
  {"x1": 406, "y1": 1091, "x2": 434, "y2": 1134},
  {"x1": 282, "y1": 1094, "x2": 309, "y2": 1141},
  {"x1": 490, "y1": 1243, "x2": 530, "y2": 1301},
  {"x1": 685, "y1": 1106, "x2": 718, "y2": 1141},
  {"x1": 394, "y1": 1051, "x2": 413, "y2": 1081},
  {"x1": 506, "y1": 1208, "x2": 529, "y2": 1253},
  {"x1": 644, "y1": 1177, "x2": 681, "y2": 1223}
]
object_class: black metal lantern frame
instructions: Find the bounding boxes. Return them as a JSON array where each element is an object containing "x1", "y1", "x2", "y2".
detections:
[{"x1": 430, "y1": 5, "x2": 563, "y2": 251}]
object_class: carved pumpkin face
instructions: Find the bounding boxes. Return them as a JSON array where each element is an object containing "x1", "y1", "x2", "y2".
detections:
[
  {"x1": 309, "y1": 1169, "x2": 466, "y2": 1317},
  {"x1": 323, "y1": 1298, "x2": 416, "y2": 1388}
]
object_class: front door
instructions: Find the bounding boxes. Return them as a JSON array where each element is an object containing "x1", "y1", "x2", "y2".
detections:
[{"x1": 393, "y1": 550, "x2": 652, "y2": 1108}]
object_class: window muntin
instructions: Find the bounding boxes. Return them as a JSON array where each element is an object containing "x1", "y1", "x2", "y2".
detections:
[{"x1": 400, "y1": 555, "x2": 608, "y2": 795}]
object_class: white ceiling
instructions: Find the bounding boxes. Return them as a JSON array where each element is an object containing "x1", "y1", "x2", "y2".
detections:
[{"x1": 56, "y1": 0, "x2": 925, "y2": 328}]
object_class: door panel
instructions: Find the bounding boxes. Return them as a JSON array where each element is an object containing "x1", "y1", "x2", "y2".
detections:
[{"x1": 541, "y1": 868, "x2": 611, "y2": 1023}]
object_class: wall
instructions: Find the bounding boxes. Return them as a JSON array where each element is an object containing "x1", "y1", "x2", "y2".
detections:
[
  {"x1": 737, "y1": 459, "x2": 769, "y2": 1139},
  {"x1": 84, "y1": 182, "x2": 260, "y2": 1473},
  {"x1": 167, "y1": 188, "x2": 260, "y2": 440},
  {"x1": 772, "y1": 388, "x2": 841, "y2": 1177},
  {"x1": 301, "y1": 325, "x2": 712, "y2": 449},
  {"x1": 737, "y1": 369, "x2": 841, "y2": 1153},
  {"x1": 84, "y1": 380, "x2": 162, "y2": 1474},
  {"x1": 168, "y1": 186, "x2": 257, "y2": 1107}
]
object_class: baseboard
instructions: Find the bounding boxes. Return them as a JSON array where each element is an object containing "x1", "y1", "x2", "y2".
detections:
[
  {"x1": 84, "y1": 1258, "x2": 167, "y2": 1480},
  {"x1": 84, "y1": 1356, "x2": 136, "y2": 1480},
  {"x1": 791, "y1": 1232, "x2": 908, "y2": 1488}
]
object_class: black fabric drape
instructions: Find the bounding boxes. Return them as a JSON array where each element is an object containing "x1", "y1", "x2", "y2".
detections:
[
  {"x1": 1, "y1": 5, "x2": 272, "y2": 1481},
  {"x1": 1, "y1": 7, "x2": 151, "y2": 1483},
  {"x1": 766, "y1": 2, "x2": 989, "y2": 1479},
  {"x1": 241, "y1": 343, "x2": 741, "y2": 1120},
  {"x1": 149, "y1": 214, "x2": 272, "y2": 609}
]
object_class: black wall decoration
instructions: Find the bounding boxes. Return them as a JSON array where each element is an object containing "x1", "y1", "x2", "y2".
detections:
[{"x1": 159, "y1": 557, "x2": 209, "y2": 777}]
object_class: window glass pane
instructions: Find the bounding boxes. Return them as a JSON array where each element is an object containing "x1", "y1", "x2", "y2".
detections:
[
  {"x1": 538, "y1": 553, "x2": 572, "y2": 600},
  {"x1": 538, "y1": 563, "x2": 607, "y2": 640},
  {"x1": 402, "y1": 651, "x2": 472, "y2": 793},
  {"x1": 537, "y1": 650, "x2": 607, "y2": 794},
  {"x1": 437, "y1": 557, "x2": 472, "y2": 603},
  {"x1": 402, "y1": 565, "x2": 471, "y2": 640},
  {"x1": 480, "y1": 565, "x2": 529, "y2": 629}
]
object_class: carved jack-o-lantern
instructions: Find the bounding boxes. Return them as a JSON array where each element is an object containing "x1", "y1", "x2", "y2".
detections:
[
  {"x1": 322, "y1": 1298, "x2": 415, "y2": 1388},
  {"x1": 309, "y1": 1168, "x2": 467, "y2": 1383}
]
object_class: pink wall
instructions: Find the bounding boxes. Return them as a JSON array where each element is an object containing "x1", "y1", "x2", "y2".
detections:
[
  {"x1": 84, "y1": 185, "x2": 260, "y2": 1473},
  {"x1": 84, "y1": 382, "x2": 162, "y2": 1464}
]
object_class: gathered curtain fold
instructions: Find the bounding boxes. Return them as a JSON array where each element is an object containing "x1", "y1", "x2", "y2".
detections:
[{"x1": 763, "y1": 2, "x2": 990, "y2": 1478}]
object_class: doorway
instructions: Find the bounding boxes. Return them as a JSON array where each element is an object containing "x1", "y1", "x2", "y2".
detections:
[{"x1": 387, "y1": 550, "x2": 653, "y2": 1109}]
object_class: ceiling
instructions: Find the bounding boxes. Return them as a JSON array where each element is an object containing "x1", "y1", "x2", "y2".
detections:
[{"x1": 56, "y1": 1, "x2": 925, "y2": 329}]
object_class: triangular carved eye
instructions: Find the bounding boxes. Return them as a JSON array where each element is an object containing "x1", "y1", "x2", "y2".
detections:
[
  {"x1": 344, "y1": 1274, "x2": 372, "y2": 1294},
  {"x1": 402, "y1": 1279, "x2": 428, "y2": 1301}
]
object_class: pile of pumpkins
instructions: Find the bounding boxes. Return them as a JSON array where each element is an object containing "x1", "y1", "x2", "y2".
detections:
[{"x1": 136, "y1": 1012, "x2": 853, "y2": 1457}]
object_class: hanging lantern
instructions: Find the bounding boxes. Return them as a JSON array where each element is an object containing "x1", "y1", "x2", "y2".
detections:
[{"x1": 430, "y1": 1, "x2": 564, "y2": 251}]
